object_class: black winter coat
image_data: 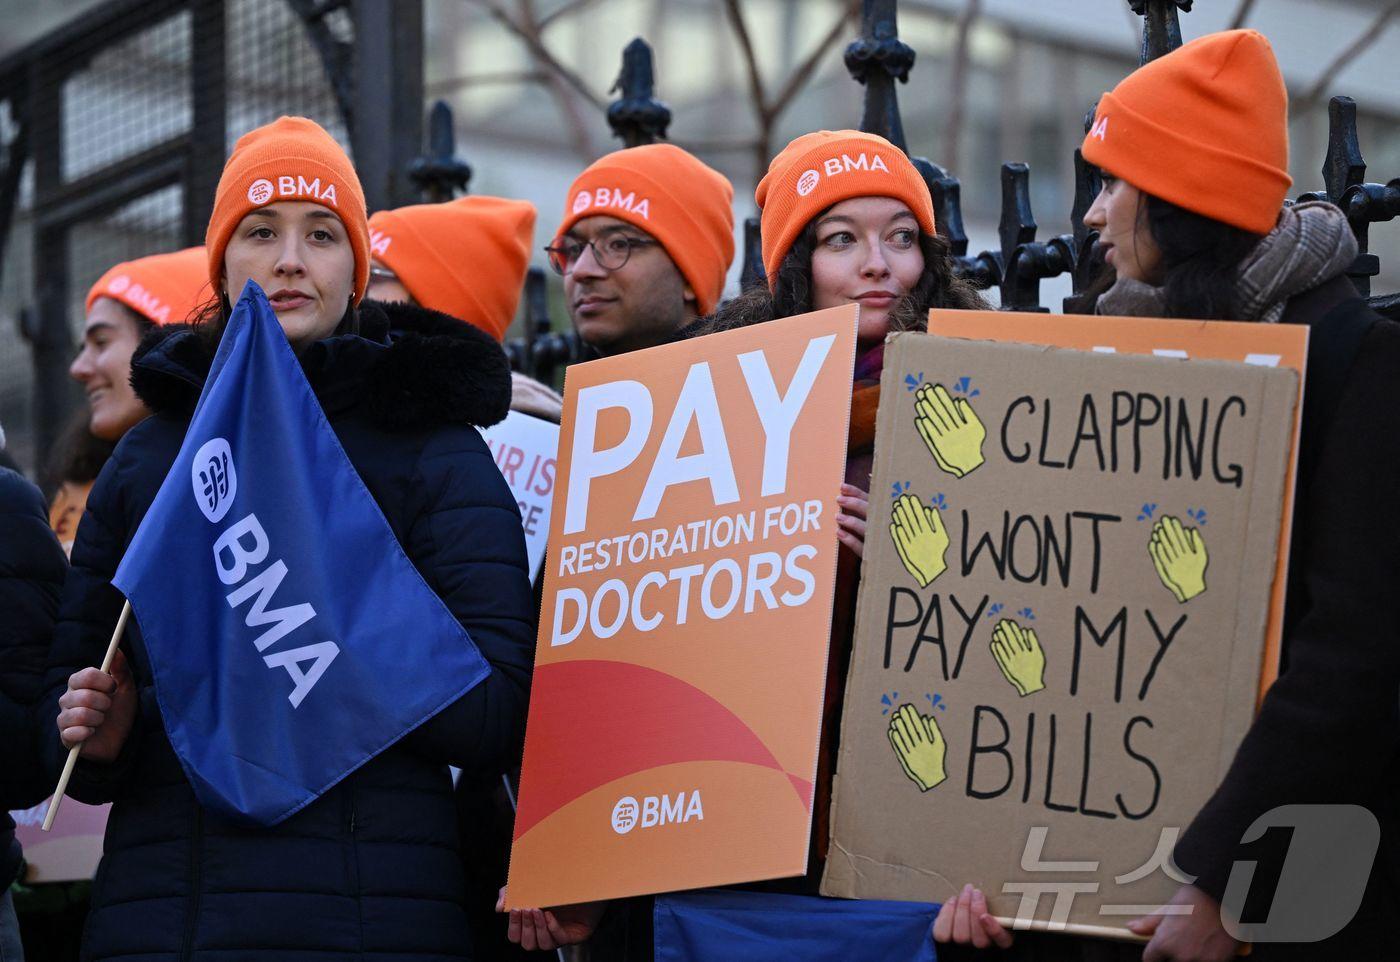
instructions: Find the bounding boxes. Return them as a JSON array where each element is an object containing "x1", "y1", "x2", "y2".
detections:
[
  {"x1": 0, "y1": 467, "x2": 68, "y2": 887},
  {"x1": 1175, "y1": 276, "x2": 1400, "y2": 957},
  {"x1": 39, "y1": 300, "x2": 535, "y2": 962}
]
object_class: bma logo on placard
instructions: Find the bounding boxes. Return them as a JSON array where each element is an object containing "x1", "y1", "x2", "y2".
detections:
[
  {"x1": 611, "y1": 796, "x2": 640, "y2": 834},
  {"x1": 610, "y1": 791, "x2": 704, "y2": 835},
  {"x1": 192, "y1": 437, "x2": 237, "y2": 524}
]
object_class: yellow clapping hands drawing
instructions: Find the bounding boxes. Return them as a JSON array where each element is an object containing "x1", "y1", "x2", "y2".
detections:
[
  {"x1": 990, "y1": 618, "x2": 1046, "y2": 697},
  {"x1": 914, "y1": 383, "x2": 986, "y2": 478},
  {"x1": 890, "y1": 493, "x2": 949, "y2": 588},
  {"x1": 888, "y1": 703, "x2": 947, "y2": 792},
  {"x1": 1149, "y1": 515, "x2": 1208, "y2": 602}
]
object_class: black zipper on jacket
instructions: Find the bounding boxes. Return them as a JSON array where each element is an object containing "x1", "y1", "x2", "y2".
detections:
[
  {"x1": 347, "y1": 780, "x2": 365, "y2": 956},
  {"x1": 180, "y1": 803, "x2": 204, "y2": 961}
]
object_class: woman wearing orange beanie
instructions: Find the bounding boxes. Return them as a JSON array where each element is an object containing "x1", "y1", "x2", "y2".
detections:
[
  {"x1": 1072, "y1": 31, "x2": 1399, "y2": 962},
  {"x1": 367, "y1": 195, "x2": 564, "y2": 422},
  {"x1": 711, "y1": 129, "x2": 985, "y2": 555},
  {"x1": 49, "y1": 247, "x2": 212, "y2": 554},
  {"x1": 70, "y1": 246, "x2": 210, "y2": 442},
  {"x1": 701, "y1": 131, "x2": 1006, "y2": 955},
  {"x1": 41, "y1": 116, "x2": 534, "y2": 962}
]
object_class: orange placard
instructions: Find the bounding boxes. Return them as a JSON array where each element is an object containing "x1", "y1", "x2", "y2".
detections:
[
  {"x1": 506, "y1": 306, "x2": 859, "y2": 908},
  {"x1": 926, "y1": 310, "x2": 1307, "y2": 702}
]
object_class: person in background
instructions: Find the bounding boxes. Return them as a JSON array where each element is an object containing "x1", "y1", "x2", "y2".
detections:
[
  {"x1": 496, "y1": 142, "x2": 736, "y2": 959},
  {"x1": 0, "y1": 439, "x2": 69, "y2": 961},
  {"x1": 367, "y1": 192, "x2": 560, "y2": 960},
  {"x1": 51, "y1": 247, "x2": 208, "y2": 554},
  {"x1": 1071, "y1": 29, "x2": 1398, "y2": 962},
  {"x1": 549, "y1": 143, "x2": 735, "y2": 356},
  {"x1": 366, "y1": 195, "x2": 562, "y2": 423}
]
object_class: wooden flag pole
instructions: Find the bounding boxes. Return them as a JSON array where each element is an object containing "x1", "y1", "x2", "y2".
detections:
[{"x1": 42, "y1": 598, "x2": 131, "y2": 832}]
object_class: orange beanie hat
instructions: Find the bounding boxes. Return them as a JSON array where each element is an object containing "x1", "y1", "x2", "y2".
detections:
[
  {"x1": 755, "y1": 130, "x2": 936, "y2": 287},
  {"x1": 205, "y1": 116, "x2": 371, "y2": 303},
  {"x1": 368, "y1": 196, "x2": 536, "y2": 341},
  {"x1": 1082, "y1": 30, "x2": 1290, "y2": 235},
  {"x1": 86, "y1": 246, "x2": 212, "y2": 326},
  {"x1": 555, "y1": 144, "x2": 735, "y2": 316}
]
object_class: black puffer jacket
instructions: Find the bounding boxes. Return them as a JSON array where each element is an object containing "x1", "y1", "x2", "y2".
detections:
[
  {"x1": 1175, "y1": 277, "x2": 1400, "y2": 958},
  {"x1": 39, "y1": 301, "x2": 535, "y2": 962},
  {"x1": 0, "y1": 467, "x2": 68, "y2": 887}
]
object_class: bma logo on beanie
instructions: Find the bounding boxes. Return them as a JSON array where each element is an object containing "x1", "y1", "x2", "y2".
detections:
[
  {"x1": 369, "y1": 229, "x2": 392, "y2": 258},
  {"x1": 794, "y1": 153, "x2": 891, "y2": 197},
  {"x1": 108, "y1": 276, "x2": 174, "y2": 324},
  {"x1": 246, "y1": 175, "x2": 339, "y2": 208},
  {"x1": 247, "y1": 179, "x2": 275, "y2": 205},
  {"x1": 822, "y1": 153, "x2": 890, "y2": 177},
  {"x1": 1090, "y1": 116, "x2": 1109, "y2": 141},
  {"x1": 571, "y1": 186, "x2": 651, "y2": 220}
]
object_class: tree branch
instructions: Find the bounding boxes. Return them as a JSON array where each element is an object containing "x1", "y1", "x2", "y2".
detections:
[
  {"x1": 723, "y1": 0, "x2": 768, "y2": 116},
  {"x1": 538, "y1": 0, "x2": 606, "y2": 31},
  {"x1": 1228, "y1": 0, "x2": 1258, "y2": 30},
  {"x1": 768, "y1": 2, "x2": 857, "y2": 118},
  {"x1": 472, "y1": 0, "x2": 607, "y2": 111},
  {"x1": 944, "y1": 0, "x2": 982, "y2": 174},
  {"x1": 1300, "y1": 0, "x2": 1400, "y2": 108},
  {"x1": 426, "y1": 70, "x2": 549, "y2": 97}
]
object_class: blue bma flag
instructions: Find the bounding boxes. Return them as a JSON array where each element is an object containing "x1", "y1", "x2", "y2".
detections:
[
  {"x1": 112, "y1": 281, "x2": 492, "y2": 825},
  {"x1": 654, "y1": 890, "x2": 938, "y2": 961}
]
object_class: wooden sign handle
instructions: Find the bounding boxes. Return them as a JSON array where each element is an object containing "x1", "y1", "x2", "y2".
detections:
[{"x1": 992, "y1": 916, "x2": 1252, "y2": 955}]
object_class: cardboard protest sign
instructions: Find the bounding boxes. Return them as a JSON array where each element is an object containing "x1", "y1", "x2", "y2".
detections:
[
  {"x1": 823, "y1": 333, "x2": 1297, "y2": 935},
  {"x1": 12, "y1": 799, "x2": 107, "y2": 881},
  {"x1": 506, "y1": 307, "x2": 858, "y2": 908},
  {"x1": 481, "y1": 410, "x2": 560, "y2": 581},
  {"x1": 925, "y1": 311, "x2": 1308, "y2": 701}
]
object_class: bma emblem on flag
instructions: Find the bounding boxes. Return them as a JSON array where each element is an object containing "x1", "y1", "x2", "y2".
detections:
[{"x1": 192, "y1": 437, "x2": 237, "y2": 523}]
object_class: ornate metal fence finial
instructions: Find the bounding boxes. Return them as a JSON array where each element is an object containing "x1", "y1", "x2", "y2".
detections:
[
  {"x1": 1320, "y1": 96, "x2": 1366, "y2": 207},
  {"x1": 844, "y1": 0, "x2": 953, "y2": 269},
  {"x1": 607, "y1": 37, "x2": 671, "y2": 147},
  {"x1": 409, "y1": 101, "x2": 472, "y2": 202},
  {"x1": 1129, "y1": 0, "x2": 1192, "y2": 65},
  {"x1": 1297, "y1": 96, "x2": 1400, "y2": 301},
  {"x1": 995, "y1": 163, "x2": 1076, "y2": 312},
  {"x1": 740, "y1": 218, "x2": 766, "y2": 292},
  {"x1": 846, "y1": 0, "x2": 916, "y2": 152}
]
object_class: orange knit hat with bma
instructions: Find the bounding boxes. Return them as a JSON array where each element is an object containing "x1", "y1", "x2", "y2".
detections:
[
  {"x1": 1082, "y1": 29, "x2": 1291, "y2": 235},
  {"x1": 205, "y1": 116, "x2": 371, "y2": 303}
]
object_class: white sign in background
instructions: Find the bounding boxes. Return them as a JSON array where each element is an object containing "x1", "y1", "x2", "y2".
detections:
[{"x1": 480, "y1": 410, "x2": 559, "y2": 582}]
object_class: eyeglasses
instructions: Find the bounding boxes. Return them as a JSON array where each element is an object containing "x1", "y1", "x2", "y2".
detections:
[
  {"x1": 544, "y1": 232, "x2": 659, "y2": 275},
  {"x1": 368, "y1": 265, "x2": 399, "y2": 282}
]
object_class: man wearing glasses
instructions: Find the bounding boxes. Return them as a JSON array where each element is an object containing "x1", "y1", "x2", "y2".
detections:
[{"x1": 548, "y1": 144, "x2": 735, "y2": 356}]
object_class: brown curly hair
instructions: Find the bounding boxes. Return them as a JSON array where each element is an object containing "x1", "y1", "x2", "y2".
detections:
[{"x1": 704, "y1": 220, "x2": 988, "y2": 334}]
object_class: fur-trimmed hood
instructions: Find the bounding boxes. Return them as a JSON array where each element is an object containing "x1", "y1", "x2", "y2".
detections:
[{"x1": 130, "y1": 299, "x2": 512, "y2": 430}]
